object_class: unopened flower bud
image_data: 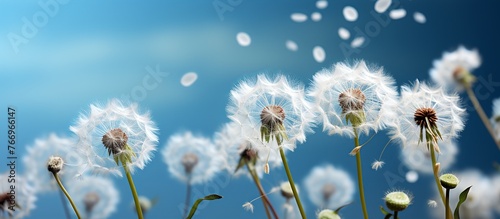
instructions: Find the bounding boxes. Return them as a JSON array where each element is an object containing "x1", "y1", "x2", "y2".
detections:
[
  {"x1": 385, "y1": 191, "x2": 411, "y2": 212},
  {"x1": 317, "y1": 209, "x2": 341, "y2": 219},
  {"x1": 440, "y1": 173, "x2": 459, "y2": 189}
]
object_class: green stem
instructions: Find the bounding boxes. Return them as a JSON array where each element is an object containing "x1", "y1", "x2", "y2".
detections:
[
  {"x1": 279, "y1": 147, "x2": 306, "y2": 219},
  {"x1": 353, "y1": 128, "x2": 369, "y2": 219},
  {"x1": 57, "y1": 188, "x2": 72, "y2": 219},
  {"x1": 465, "y1": 85, "x2": 500, "y2": 151},
  {"x1": 246, "y1": 163, "x2": 279, "y2": 219},
  {"x1": 183, "y1": 176, "x2": 192, "y2": 219},
  {"x1": 52, "y1": 173, "x2": 82, "y2": 219},
  {"x1": 123, "y1": 163, "x2": 144, "y2": 219},
  {"x1": 393, "y1": 211, "x2": 398, "y2": 219},
  {"x1": 429, "y1": 140, "x2": 453, "y2": 217},
  {"x1": 445, "y1": 188, "x2": 451, "y2": 219}
]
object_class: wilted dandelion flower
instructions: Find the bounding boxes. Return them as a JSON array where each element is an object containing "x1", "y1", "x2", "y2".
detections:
[
  {"x1": 68, "y1": 176, "x2": 119, "y2": 219},
  {"x1": 0, "y1": 173, "x2": 36, "y2": 219},
  {"x1": 303, "y1": 164, "x2": 355, "y2": 210},
  {"x1": 22, "y1": 133, "x2": 84, "y2": 193},
  {"x1": 308, "y1": 60, "x2": 398, "y2": 137},
  {"x1": 214, "y1": 122, "x2": 283, "y2": 178},
  {"x1": 433, "y1": 170, "x2": 496, "y2": 219},
  {"x1": 388, "y1": 81, "x2": 465, "y2": 149},
  {"x1": 430, "y1": 45, "x2": 481, "y2": 91},
  {"x1": 227, "y1": 74, "x2": 315, "y2": 151},
  {"x1": 70, "y1": 99, "x2": 159, "y2": 176},
  {"x1": 162, "y1": 131, "x2": 223, "y2": 184},
  {"x1": 400, "y1": 141, "x2": 458, "y2": 174}
]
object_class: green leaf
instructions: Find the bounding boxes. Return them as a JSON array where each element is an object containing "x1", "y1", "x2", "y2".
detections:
[
  {"x1": 454, "y1": 186, "x2": 472, "y2": 219},
  {"x1": 234, "y1": 156, "x2": 246, "y2": 173},
  {"x1": 186, "y1": 194, "x2": 223, "y2": 219}
]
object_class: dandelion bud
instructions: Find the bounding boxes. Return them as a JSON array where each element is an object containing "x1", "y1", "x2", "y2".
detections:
[
  {"x1": 349, "y1": 146, "x2": 362, "y2": 156},
  {"x1": 280, "y1": 182, "x2": 296, "y2": 200},
  {"x1": 440, "y1": 173, "x2": 459, "y2": 189},
  {"x1": 322, "y1": 183, "x2": 335, "y2": 202},
  {"x1": 181, "y1": 153, "x2": 199, "y2": 174},
  {"x1": 83, "y1": 192, "x2": 100, "y2": 213},
  {"x1": 384, "y1": 191, "x2": 411, "y2": 212},
  {"x1": 47, "y1": 156, "x2": 64, "y2": 174},
  {"x1": 102, "y1": 128, "x2": 128, "y2": 156},
  {"x1": 317, "y1": 209, "x2": 341, "y2": 219}
]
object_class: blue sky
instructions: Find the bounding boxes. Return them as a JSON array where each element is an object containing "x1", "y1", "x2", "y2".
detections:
[{"x1": 1, "y1": 1, "x2": 500, "y2": 218}]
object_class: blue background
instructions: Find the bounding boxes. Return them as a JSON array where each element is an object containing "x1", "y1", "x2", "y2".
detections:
[{"x1": 1, "y1": 0, "x2": 500, "y2": 218}]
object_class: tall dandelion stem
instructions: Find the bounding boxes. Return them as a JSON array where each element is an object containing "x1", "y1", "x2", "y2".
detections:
[
  {"x1": 57, "y1": 189, "x2": 72, "y2": 219},
  {"x1": 123, "y1": 162, "x2": 144, "y2": 219},
  {"x1": 279, "y1": 147, "x2": 306, "y2": 219},
  {"x1": 465, "y1": 85, "x2": 500, "y2": 150},
  {"x1": 183, "y1": 175, "x2": 192, "y2": 219},
  {"x1": 445, "y1": 188, "x2": 451, "y2": 219},
  {"x1": 246, "y1": 163, "x2": 279, "y2": 219},
  {"x1": 52, "y1": 173, "x2": 82, "y2": 219},
  {"x1": 354, "y1": 128, "x2": 369, "y2": 219}
]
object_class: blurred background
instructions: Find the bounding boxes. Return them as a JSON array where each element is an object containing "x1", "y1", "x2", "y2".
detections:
[{"x1": 1, "y1": 0, "x2": 500, "y2": 218}]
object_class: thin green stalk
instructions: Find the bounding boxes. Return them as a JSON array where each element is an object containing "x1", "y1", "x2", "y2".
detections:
[
  {"x1": 393, "y1": 211, "x2": 398, "y2": 219},
  {"x1": 246, "y1": 163, "x2": 279, "y2": 219},
  {"x1": 353, "y1": 128, "x2": 368, "y2": 219},
  {"x1": 52, "y1": 173, "x2": 82, "y2": 219},
  {"x1": 465, "y1": 85, "x2": 500, "y2": 151},
  {"x1": 279, "y1": 147, "x2": 306, "y2": 219},
  {"x1": 122, "y1": 163, "x2": 144, "y2": 219},
  {"x1": 182, "y1": 175, "x2": 192, "y2": 219},
  {"x1": 57, "y1": 188, "x2": 72, "y2": 219},
  {"x1": 445, "y1": 188, "x2": 451, "y2": 219},
  {"x1": 429, "y1": 140, "x2": 453, "y2": 218}
]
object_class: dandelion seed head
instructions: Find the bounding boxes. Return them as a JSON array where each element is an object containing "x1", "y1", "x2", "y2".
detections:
[
  {"x1": 414, "y1": 107, "x2": 438, "y2": 127},
  {"x1": 68, "y1": 176, "x2": 119, "y2": 219},
  {"x1": 181, "y1": 153, "x2": 199, "y2": 174},
  {"x1": 0, "y1": 173, "x2": 36, "y2": 219},
  {"x1": 401, "y1": 141, "x2": 458, "y2": 174},
  {"x1": 280, "y1": 182, "x2": 296, "y2": 199},
  {"x1": 83, "y1": 192, "x2": 100, "y2": 213},
  {"x1": 101, "y1": 128, "x2": 128, "y2": 156},
  {"x1": 47, "y1": 156, "x2": 64, "y2": 174},
  {"x1": 430, "y1": 46, "x2": 481, "y2": 91}
]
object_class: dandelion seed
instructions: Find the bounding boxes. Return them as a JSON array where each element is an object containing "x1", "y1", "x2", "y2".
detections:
[
  {"x1": 291, "y1": 13, "x2": 308, "y2": 22},
  {"x1": 371, "y1": 160, "x2": 385, "y2": 170},
  {"x1": 236, "y1": 32, "x2": 251, "y2": 47},
  {"x1": 181, "y1": 72, "x2": 198, "y2": 87},
  {"x1": 351, "y1": 37, "x2": 365, "y2": 48},
  {"x1": 375, "y1": 0, "x2": 392, "y2": 13},
  {"x1": 338, "y1": 27, "x2": 350, "y2": 40},
  {"x1": 349, "y1": 146, "x2": 362, "y2": 156},
  {"x1": 427, "y1": 200, "x2": 437, "y2": 208},
  {"x1": 343, "y1": 6, "x2": 358, "y2": 22},
  {"x1": 413, "y1": 12, "x2": 426, "y2": 24},
  {"x1": 285, "y1": 40, "x2": 298, "y2": 52},
  {"x1": 313, "y1": 46, "x2": 326, "y2": 63},
  {"x1": 389, "y1": 9, "x2": 406, "y2": 20},
  {"x1": 311, "y1": 12, "x2": 322, "y2": 22},
  {"x1": 316, "y1": 0, "x2": 328, "y2": 9},
  {"x1": 406, "y1": 171, "x2": 419, "y2": 183},
  {"x1": 242, "y1": 202, "x2": 254, "y2": 213}
]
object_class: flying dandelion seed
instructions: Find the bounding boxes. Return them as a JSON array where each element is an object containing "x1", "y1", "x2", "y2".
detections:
[
  {"x1": 291, "y1": 13, "x2": 308, "y2": 22},
  {"x1": 316, "y1": 0, "x2": 328, "y2": 9},
  {"x1": 413, "y1": 12, "x2": 426, "y2": 24},
  {"x1": 311, "y1": 12, "x2": 322, "y2": 22},
  {"x1": 338, "y1": 27, "x2": 350, "y2": 40},
  {"x1": 313, "y1": 46, "x2": 326, "y2": 63},
  {"x1": 405, "y1": 170, "x2": 419, "y2": 183},
  {"x1": 343, "y1": 6, "x2": 358, "y2": 22},
  {"x1": 236, "y1": 32, "x2": 251, "y2": 47},
  {"x1": 390, "y1": 9, "x2": 407, "y2": 20},
  {"x1": 375, "y1": 0, "x2": 392, "y2": 13},
  {"x1": 351, "y1": 37, "x2": 365, "y2": 48},
  {"x1": 285, "y1": 40, "x2": 298, "y2": 52},
  {"x1": 181, "y1": 72, "x2": 198, "y2": 87}
]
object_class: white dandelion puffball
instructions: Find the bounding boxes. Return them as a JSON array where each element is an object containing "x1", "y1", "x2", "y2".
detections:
[
  {"x1": 430, "y1": 46, "x2": 481, "y2": 91},
  {"x1": 400, "y1": 141, "x2": 458, "y2": 174},
  {"x1": 227, "y1": 74, "x2": 315, "y2": 151},
  {"x1": 22, "y1": 133, "x2": 84, "y2": 193},
  {"x1": 308, "y1": 60, "x2": 398, "y2": 138},
  {"x1": 270, "y1": 183, "x2": 304, "y2": 219},
  {"x1": 213, "y1": 122, "x2": 282, "y2": 178},
  {"x1": 162, "y1": 131, "x2": 224, "y2": 185},
  {"x1": 388, "y1": 81, "x2": 466, "y2": 148},
  {"x1": 0, "y1": 173, "x2": 37, "y2": 219},
  {"x1": 303, "y1": 164, "x2": 355, "y2": 210},
  {"x1": 492, "y1": 98, "x2": 500, "y2": 143},
  {"x1": 70, "y1": 99, "x2": 159, "y2": 177},
  {"x1": 68, "y1": 176, "x2": 119, "y2": 219},
  {"x1": 433, "y1": 170, "x2": 497, "y2": 219}
]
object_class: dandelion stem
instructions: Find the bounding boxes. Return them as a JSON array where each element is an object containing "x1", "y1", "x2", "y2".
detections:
[
  {"x1": 246, "y1": 163, "x2": 279, "y2": 219},
  {"x1": 57, "y1": 188, "x2": 72, "y2": 219},
  {"x1": 429, "y1": 140, "x2": 452, "y2": 217},
  {"x1": 279, "y1": 147, "x2": 306, "y2": 219},
  {"x1": 353, "y1": 128, "x2": 369, "y2": 219},
  {"x1": 465, "y1": 85, "x2": 500, "y2": 151},
  {"x1": 183, "y1": 175, "x2": 192, "y2": 219},
  {"x1": 52, "y1": 172, "x2": 82, "y2": 219},
  {"x1": 122, "y1": 163, "x2": 144, "y2": 219},
  {"x1": 445, "y1": 188, "x2": 451, "y2": 219},
  {"x1": 393, "y1": 211, "x2": 398, "y2": 218}
]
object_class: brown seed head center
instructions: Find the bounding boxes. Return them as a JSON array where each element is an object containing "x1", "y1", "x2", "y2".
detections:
[
  {"x1": 102, "y1": 128, "x2": 128, "y2": 155},
  {"x1": 338, "y1": 88, "x2": 366, "y2": 114},
  {"x1": 182, "y1": 152, "x2": 199, "y2": 174},
  {"x1": 322, "y1": 183, "x2": 336, "y2": 201},
  {"x1": 414, "y1": 107, "x2": 438, "y2": 127},
  {"x1": 260, "y1": 105, "x2": 286, "y2": 128},
  {"x1": 84, "y1": 192, "x2": 100, "y2": 212},
  {"x1": 452, "y1": 66, "x2": 466, "y2": 80}
]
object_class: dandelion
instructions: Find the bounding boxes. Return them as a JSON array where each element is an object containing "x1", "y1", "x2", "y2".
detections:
[
  {"x1": 68, "y1": 176, "x2": 119, "y2": 219},
  {"x1": 384, "y1": 190, "x2": 412, "y2": 218},
  {"x1": 303, "y1": 164, "x2": 354, "y2": 211},
  {"x1": 22, "y1": 133, "x2": 84, "y2": 193},
  {"x1": 309, "y1": 60, "x2": 398, "y2": 219},
  {"x1": 131, "y1": 196, "x2": 157, "y2": 215},
  {"x1": 271, "y1": 182, "x2": 303, "y2": 219},
  {"x1": 47, "y1": 156, "x2": 82, "y2": 219},
  {"x1": 70, "y1": 98, "x2": 159, "y2": 219},
  {"x1": 0, "y1": 173, "x2": 36, "y2": 219},
  {"x1": 227, "y1": 74, "x2": 315, "y2": 218},
  {"x1": 400, "y1": 140, "x2": 458, "y2": 174},
  {"x1": 162, "y1": 131, "x2": 223, "y2": 218},
  {"x1": 371, "y1": 160, "x2": 385, "y2": 170}
]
